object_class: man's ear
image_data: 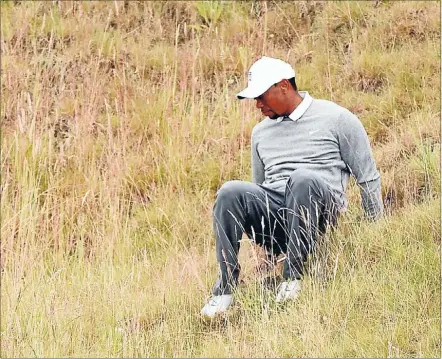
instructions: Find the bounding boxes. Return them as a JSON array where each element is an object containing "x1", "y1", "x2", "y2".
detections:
[{"x1": 279, "y1": 79, "x2": 290, "y2": 94}]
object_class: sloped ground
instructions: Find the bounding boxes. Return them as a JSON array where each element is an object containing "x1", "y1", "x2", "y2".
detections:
[{"x1": 1, "y1": 1, "x2": 440, "y2": 357}]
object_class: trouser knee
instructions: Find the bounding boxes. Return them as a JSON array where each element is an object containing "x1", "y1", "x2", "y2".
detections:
[
  {"x1": 214, "y1": 180, "x2": 247, "y2": 207},
  {"x1": 285, "y1": 169, "x2": 324, "y2": 203}
]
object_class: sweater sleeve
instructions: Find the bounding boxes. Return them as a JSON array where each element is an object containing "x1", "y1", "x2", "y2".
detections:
[
  {"x1": 336, "y1": 110, "x2": 384, "y2": 221},
  {"x1": 251, "y1": 131, "x2": 265, "y2": 185}
]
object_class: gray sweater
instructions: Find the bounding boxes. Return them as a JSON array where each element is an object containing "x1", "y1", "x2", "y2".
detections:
[{"x1": 251, "y1": 91, "x2": 383, "y2": 220}]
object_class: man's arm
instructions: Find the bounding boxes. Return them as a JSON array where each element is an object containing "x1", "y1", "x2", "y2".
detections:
[
  {"x1": 336, "y1": 110, "x2": 384, "y2": 221},
  {"x1": 251, "y1": 133, "x2": 265, "y2": 184}
]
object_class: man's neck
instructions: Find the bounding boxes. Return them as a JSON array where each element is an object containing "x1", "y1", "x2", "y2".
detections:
[{"x1": 283, "y1": 91, "x2": 304, "y2": 116}]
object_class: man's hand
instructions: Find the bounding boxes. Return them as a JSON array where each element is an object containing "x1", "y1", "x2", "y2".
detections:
[{"x1": 253, "y1": 245, "x2": 283, "y2": 275}]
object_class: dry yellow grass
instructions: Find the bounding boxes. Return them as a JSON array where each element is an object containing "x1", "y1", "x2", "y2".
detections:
[{"x1": 1, "y1": 1, "x2": 440, "y2": 357}]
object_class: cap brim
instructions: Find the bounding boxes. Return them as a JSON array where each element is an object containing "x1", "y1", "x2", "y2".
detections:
[{"x1": 236, "y1": 85, "x2": 269, "y2": 100}]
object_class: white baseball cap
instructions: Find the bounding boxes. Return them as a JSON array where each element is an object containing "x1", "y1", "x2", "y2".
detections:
[{"x1": 236, "y1": 56, "x2": 296, "y2": 99}]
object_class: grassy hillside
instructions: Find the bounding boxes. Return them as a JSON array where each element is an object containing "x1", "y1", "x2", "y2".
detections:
[{"x1": 1, "y1": 1, "x2": 440, "y2": 357}]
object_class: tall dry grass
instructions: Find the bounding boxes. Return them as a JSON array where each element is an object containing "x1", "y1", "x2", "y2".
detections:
[{"x1": 1, "y1": 1, "x2": 440, "y2": 357}]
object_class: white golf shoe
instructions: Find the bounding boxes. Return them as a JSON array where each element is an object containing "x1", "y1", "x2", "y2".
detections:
[
  {"x1": 200, "y1": 294, "x2": 233, "y2": 319},
  {"x1": 275, "y1": 280, "x2": 302, "y2": 303}
]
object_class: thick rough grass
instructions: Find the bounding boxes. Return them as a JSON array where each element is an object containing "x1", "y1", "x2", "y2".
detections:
[{"x1": 1, "y1": 1, "x2": 440, "y2": 357}]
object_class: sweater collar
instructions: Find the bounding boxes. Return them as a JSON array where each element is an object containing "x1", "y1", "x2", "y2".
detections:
[{"x1": 275, "y1": 91, "x2": 313, "y2": 123}]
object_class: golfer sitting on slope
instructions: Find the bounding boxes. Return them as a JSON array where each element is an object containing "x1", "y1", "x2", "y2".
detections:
[{"x1": 201, "y1": 56, "x2": 383, "y2": 319}]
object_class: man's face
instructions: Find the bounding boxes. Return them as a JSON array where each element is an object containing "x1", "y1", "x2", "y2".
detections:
[{"x1": 254, "y1": 82, "x2": 286, "y2": 119}]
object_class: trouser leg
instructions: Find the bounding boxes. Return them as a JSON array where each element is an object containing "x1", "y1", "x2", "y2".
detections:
[
  {"x1": 211, "y1": 180, "x2": 285, "y2": 295},
  {"x1": 282, "y1": 169, "x2": 339, "y2": 280}
]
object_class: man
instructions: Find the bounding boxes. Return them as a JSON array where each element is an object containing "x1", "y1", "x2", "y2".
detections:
[{"x1": 201, "y1": 56, "x2": 383, "y2": 319}]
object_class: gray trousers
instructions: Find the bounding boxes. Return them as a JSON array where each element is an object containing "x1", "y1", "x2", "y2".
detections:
[{"x1": 212, "y1": 169, "x2": 339, "y2": 296}]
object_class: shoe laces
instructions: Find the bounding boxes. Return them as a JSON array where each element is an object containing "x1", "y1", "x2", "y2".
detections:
[{"x1": 207, "y1": 296, "x2": 220, "y2": 306}]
